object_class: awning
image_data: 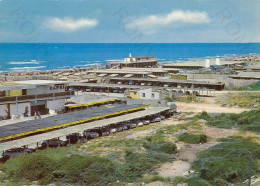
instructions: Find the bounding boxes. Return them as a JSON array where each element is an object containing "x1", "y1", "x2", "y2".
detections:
[
  {"x1": 59, "y1": 77, "x2": 68, "y2": 80},
  {"x1": 147, "y1": 74, "x2": 157, "y2": 78},
  {"x1": 97, "y1": 73, "x2": 107, "y2": 77},
  {"x1": 123, "y1": 74, "x2": 134, "y2": 78},
  {"x1": 62, "y1": 73, "x2": 72, "y2": 76},
  {"x1": 109, "y1": 74, "x2": 119, "y2": 77}
]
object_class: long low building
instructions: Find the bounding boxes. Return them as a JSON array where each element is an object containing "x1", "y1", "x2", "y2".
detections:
[
  {"x1": 109, "y1": 78, "x2": 225, "y2": 91},
  {"x1": 0, "y1": 80, "x2": 73, "y2": 119},
  {"x1": 0, "y1": 103, "x2": 148, "y2": 142},
  {"x1": 0, "y1": 107, "x2": 170, "y2": 152}
]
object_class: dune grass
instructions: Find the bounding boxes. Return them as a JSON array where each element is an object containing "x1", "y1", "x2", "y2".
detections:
[
  {"x1": 194, "y1": 110, "x2": 260, "y2": 133},
  {"x1": 191, "y1": 137, "x2": 260, "y2": 185}
]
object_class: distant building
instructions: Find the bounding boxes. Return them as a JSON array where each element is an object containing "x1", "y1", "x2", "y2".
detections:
[
  {"x1": 0, "y1": 80, "x2": 73, "y2": 120},
  {"x1": 170, "y1": 74, "x2": 187, "y2": 80},
  {"x1": 106, "y1": 53, "x2": 158, "y2": 68},
  {"x1": 129, "y1": 88, "x2": 160, "y2": 99}
]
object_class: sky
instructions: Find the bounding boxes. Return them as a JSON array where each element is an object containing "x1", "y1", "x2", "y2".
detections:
[{"x1": 0, "y1": 0, "x2": 259, "y2": 43}]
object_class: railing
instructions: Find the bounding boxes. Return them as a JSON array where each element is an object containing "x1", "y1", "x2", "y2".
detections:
[{"x1": 0, "y1": 91, "x2": 74, "y2": 103}]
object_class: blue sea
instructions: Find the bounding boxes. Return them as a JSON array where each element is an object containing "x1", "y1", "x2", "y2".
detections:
[{"x1": 0, "y1": 43, "x2": 260, "y2": 72}]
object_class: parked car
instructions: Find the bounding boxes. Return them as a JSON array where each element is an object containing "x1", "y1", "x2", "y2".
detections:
[
  {"x1": 66, "y1": 133, "x2": 81, "y2": 144},
  {"x1": 153, "y1": 117, "x2": 161, "y2": 122},
  {"x1": 110, "y1": 127, "x2": 117, "y2": 133},
  {"x1": 142, "y1": 120, "x2": 150, "y2": 125},
  {"x1": 41, "y1": 138, "x2": 68, "y2": 148},
  {"x1": 137, "y1": 121, "x2": 144, "y2": 127},
  {"x1": 2, "y1": 147, "x2": 33, "y2": 161},
  {"x1": 82, "y1": 130, "x2": 100, "y2": 139},
  {"x1": 101, "y1": 129, "x2": 110, "y2": 136},
  {"x1": 159, "y1": 115, "x2": 166, "y2": 120},
  {"x1": 121, "y1": 124, "x2": 129, "y2": 130},
  {"x1": 116, "y1": 125, "x2": 123, "y2": 132}
]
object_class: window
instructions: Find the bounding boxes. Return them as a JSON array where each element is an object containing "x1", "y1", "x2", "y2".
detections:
[
  {"x1": 142, "y1": 93, "x2": 145, "y2": 97},
  {"x1": 151, "y1": 93, "x2": 154, "y2": 98}
]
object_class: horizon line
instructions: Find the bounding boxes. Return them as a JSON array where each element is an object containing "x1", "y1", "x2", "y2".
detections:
[{"x1": 0, "y1": 42, "x2": 260, "y2": 44}]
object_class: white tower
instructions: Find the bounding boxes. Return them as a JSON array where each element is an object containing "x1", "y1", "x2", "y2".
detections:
[
  {"x1": 205, "y1": 59, "x2": 210, "y2": 68},
  {"x1": 129, "y1": 53, "x2": 132, "y2": 57}
]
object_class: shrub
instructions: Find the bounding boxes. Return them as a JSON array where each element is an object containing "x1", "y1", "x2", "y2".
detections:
[
  {"x1": 142, "y1": 175, "x2": 167, "y2": 184},
  {"x1": 118, "y1": 151, "x2": 171, "y2": 182},
  {"x1": 164, "y1": 97, "x2": 173, "y2": 102},
  {"x1": 144, "y1": 141, "x2": 177, "y2": 154},
  {"x1": 1, "y1": 153, "x2": 56, "y2": 184},
  {"x1": 195, "y1": 111, "x2": 210, "y2": 120},
  {"x1": 188, "y1": 177, "x2": 211, "y2": 186},
  {"x1": 58, "y1": 154, "x2": 117, "y2": 185},
  {"x1": 192, "y1": 137, "x2": 260, "y2": 184},
  {"x1": 206, "y1": 109, "x2": 260, "y2": 133},
  {"x1": 143, "y1": 130, "x2": 177, "y2": 154},
  {"x1": 178, "y1": 133, "x2": 208, "y2": 144},
  {"x1": 173, "y1": 176, "x2": 188, "y2": 184}
]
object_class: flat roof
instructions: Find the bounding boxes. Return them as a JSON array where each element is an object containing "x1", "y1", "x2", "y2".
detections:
[
  {"x1": 0, "y1": 80, "x2": 70, "y2": 91},
  {"x1": 88, "y1": 70, "x2": 150, "y2": 75},
  {"x1": 0, "y1": 103, "x2": 146, "y2": 141},
  {"x1": 162, "y1": 60, "x2": 246, "y2": 68},
  {"x1": 15, "y1": 80, "x2": 70, "y2": 85},
  {"x1": 121, "y1": 68, "x2": 168, "y2": 73},
  {"x1": 70, "y1": 83, "x2": 216, "y2": 91},
  {"x1": 0, "y1": 107, "x2": 169, "y2": 152},
  {"x1": 110, "y1": 78, "x2": 224, "y2": 86},
  {"x1": 70, "y1": 82, "x2": 153, "y2": 89}
]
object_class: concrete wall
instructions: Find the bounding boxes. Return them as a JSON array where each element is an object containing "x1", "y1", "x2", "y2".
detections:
[
  {"x1": 10, "y1": 102, "x2": 31, "y2": 118},
  {"x1": 227, "y1": 79, "x2": 259, "y2": 88},
  {"x1": 47, "y1": 99, "x2": 65, "y2": 114},
  {"x1": 187, "y1": 74, "x2": 259, "y2": 88},
  {"x1": 138, "y1": 88, "x2": 160, "y2": 99},
  {"x1": 187, "y1": 74, "x2": 228, "y2": 83},
  {"x1": 5, "y1": 89, "x2": 23, "y2": 97},
  {"x1": 127, "y1": 99, "x2": 168, "y2": 107},
  {"x1": 130, "y1": 91, "x2": 140, "y2": 99},
  {"x1": 27, "y1": 85, "x2": 65, "y2": 95},
  {"x1": 0, "y1": 104, "x2": 8, "y2": 119}
]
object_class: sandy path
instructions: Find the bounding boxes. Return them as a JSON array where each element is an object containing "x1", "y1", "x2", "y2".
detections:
[
  {"x1": 175, "y1": 102, "x2": 250, "y2": 113},
  {"x1": 156, "y1": 125, "x2": 241, "y2": 179}
]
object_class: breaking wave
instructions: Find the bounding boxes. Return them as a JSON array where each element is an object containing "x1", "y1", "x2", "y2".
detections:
[{"x1": 9, "y1": 66, "x2": 46, "y2": 70}]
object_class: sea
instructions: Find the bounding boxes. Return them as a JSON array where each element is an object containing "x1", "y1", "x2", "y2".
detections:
[{"x1": 0, "y1": 43, "x2": 260, "y2": 72}]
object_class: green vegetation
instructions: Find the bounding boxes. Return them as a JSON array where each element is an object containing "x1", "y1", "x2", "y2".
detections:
[
  {"x1": 175, "y1": 95, "x2": 201, "y2": 103},
  {"x1": 178, "y1": 132, "x2": 208, "y2": 144},
  {"x1": 191, "y1": 137, "x2": 260, "y2": 185},
  {"x1": 0, "y1": 129, "x2": 177, "y2": 185},
  {"x1": 198, "y1": 109, "x2": 260, "y2": 133},
  {"x1": 172, "y1": 176, "x2": 188, "y2": 184},
  {"x1": 216, "y1": 92, "x2": 260, "y2": 108},
  {"x1": 164, "y1": 96, "x2": 173, "y2": 102},
  {"x1": 143, "y1": 130, "x2": 178, "y2": 154},
  {"x1": 142, "y1": 175, "x2": 170, "y2": 184},
  {"x1": 228, "y1": 81, "x2": 260, "y2": 91},
  {"x1": 0, "y1": 147, "x2": 173, "y2": 185}
]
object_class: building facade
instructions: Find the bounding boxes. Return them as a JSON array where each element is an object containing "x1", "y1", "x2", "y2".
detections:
[{"x1": 0, "y1": 80, "x2": 73, "y2": 120}]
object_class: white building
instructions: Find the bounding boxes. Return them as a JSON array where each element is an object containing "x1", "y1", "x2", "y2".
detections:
[{"x1": 0, "y1": 80, "x2": 73, "y2": 120}]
